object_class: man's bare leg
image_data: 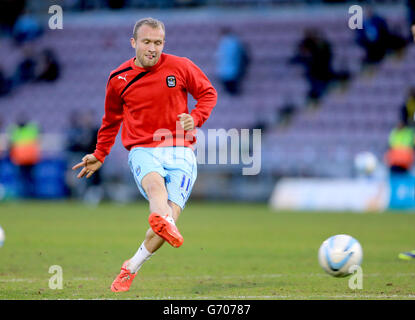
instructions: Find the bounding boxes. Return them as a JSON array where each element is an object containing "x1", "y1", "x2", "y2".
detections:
[
  {"x1": 127, "y1": 172, "x2": 182, "y2": 273},
  {"x1": 112, "y1": 172, "x2": 184, "y2": 292}
]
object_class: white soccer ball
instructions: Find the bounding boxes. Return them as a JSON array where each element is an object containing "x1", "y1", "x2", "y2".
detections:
[
  {"x1": 354, "y1": 151, "x2": 378, "y2": 175},
  {"x1": 318, "y1": 234, "x2": 363, "y2": 277},
  {"x1": 0, "y1": 225, "x2": 4, "y2": 247}
]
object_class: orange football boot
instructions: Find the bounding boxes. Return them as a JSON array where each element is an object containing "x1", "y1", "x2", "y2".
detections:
[
  {"x1": 148, "y1": 213, "x2": 184, "y2": 248},
  {"x1": 110, "y1": 260, "x2": 136, "y2": 292}
]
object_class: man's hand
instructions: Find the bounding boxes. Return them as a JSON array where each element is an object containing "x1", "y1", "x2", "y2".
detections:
[
  {"x1": 178, "y1": 113, "x2": 195, "y2": 131},
  {"x1": 412, "y1": 24, "x2": 415, "y2": 42},
  {"x1": 72, "y1": 154, "x2": 102, "y2": 179}
]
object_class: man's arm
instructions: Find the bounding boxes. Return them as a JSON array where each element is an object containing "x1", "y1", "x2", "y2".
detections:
[
  {"x1": 184, "y1": 58, "x2": 217, "y2": 128},
  {"x1": 92, "y1": 80, "x2": 124, "y2": 163},
  {"x1": 72, "y1": 78, "x2": 123, "y2": 178}
]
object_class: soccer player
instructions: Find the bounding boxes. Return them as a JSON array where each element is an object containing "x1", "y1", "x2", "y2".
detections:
[{"x1": 72, "y1": 17, "x2": 217, "y2": 291}]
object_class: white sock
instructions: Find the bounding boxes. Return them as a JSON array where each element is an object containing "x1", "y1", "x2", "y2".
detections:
[
  {"x1": 164, "y1": 214, "x2": 176, "y2": 225},
  {"x1": 127, "y1": 242, "x2": 153, "y2": 273}
]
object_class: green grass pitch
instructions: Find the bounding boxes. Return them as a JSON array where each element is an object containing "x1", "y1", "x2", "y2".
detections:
[{"x1": 0, "y1": 200, "x2": 414, "y2": 300}]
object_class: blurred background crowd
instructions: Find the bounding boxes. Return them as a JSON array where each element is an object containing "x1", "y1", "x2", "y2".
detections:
[{"x1": 0, "y1": 0, "x2": 414, "y2": 210}]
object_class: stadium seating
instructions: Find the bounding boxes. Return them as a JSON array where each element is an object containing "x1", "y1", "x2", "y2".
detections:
[{"x1": 0, "y1": 8, "x2": 412, "y2": 178}]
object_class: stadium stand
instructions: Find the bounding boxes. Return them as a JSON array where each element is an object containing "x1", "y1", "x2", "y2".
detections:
[{"x1": 0, "y1": 3, "x2": 413, "y2": 200}]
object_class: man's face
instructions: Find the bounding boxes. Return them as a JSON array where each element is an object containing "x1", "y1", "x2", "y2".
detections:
[{"x1": 130, "y1": 25, "x2": 165, "y2": 68}]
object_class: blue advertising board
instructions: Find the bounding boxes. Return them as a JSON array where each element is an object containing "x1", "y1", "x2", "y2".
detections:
[{"x1": 388, "y1": 174, "x2": 415, "y2": 210}]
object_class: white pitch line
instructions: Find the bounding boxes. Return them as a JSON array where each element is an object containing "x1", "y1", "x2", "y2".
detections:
[
  {"x1": 144, "y1": 274, "x2": 285, "y2": 281},
  {"x1": 1, "y1": 272, "x2": 415, "y2": 283},
  {"x1": 142, "y1": 272, "x2": 415, "y2": 280},
  {"x1": 0, "y1": 277, "x2": 98, "y2": 283},
  {"x1": 0, "y1": 279, "x2": 36, "y2": 283},
  {"x1": 0, "y1": 274, "x2": 284, "y2": 283}
]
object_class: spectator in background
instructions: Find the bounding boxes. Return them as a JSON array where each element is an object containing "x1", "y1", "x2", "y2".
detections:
[
  {"x1": 398, "y1": 24, "x2": 415, "y2": 261},
  {"x1": 0, "y1": 66, "x2": 12, "y2": 97},
  {"x1": 12, "y1": 10, "x2": 43, "y2": 45},
  {"x1": 8, "y1": 114, "x2": 41, "y2": 198},
  {"x1": 0, "y1": 115, "x2": 4, "y2": 157},
  {"x1": 400, "y1": 86, "x2": 415, "y2": 127},
  {"x1": 66, "y1": 110, "x2": 103, "y2": 204},
  {"x1": 384, "y1": 116, "x2": 414, "y2": 174},
  {"x1": 215, "y1": 27, "x2": 250, "y2": 95},
  {"x1": 291, "y1": 28, "x2": 344, "y2": 106},
  {"x1": 356, "y1": 9, "x2": 389, "y2": 66},
  {"x1": 356, "y1": 8, "x2": 407, "y2": 68},
  {"x1": 396, "y1": 117, "x2": 415, "y2": 260},
  {"x1": 0, "y1": 0, "x2": 26, "y2": 37},
  {"x1": 13, "y1": 45, "x2": 37, "y2": 87},
  {"x1": 12, "y1": 46, "x2": 61, "y2": 89},
  {"x1": 407, "y1": 0, "x2": 415, "y2": 35},
  {"x1": 35, "y1": 48, "x2": 60, "y2": 82}
]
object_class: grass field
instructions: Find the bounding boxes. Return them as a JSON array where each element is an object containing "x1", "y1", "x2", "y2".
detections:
[{"x1": 0, "y1": 200, "x2": 414, "y2": 300}]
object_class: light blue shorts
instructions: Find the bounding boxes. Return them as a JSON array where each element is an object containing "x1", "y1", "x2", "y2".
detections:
[{"x1": 128, "y1": 146, "x2": 197, "y2": 210}]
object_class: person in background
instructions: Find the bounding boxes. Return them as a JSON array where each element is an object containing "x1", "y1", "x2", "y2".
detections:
[
  {"x1": 12, "y1": 46, "x2": 61, "y2": 89},
  {"x1": 13, "y1": 44, "x2": 37, "y2": 87},
  {"x1": 291, "y1": 28, "x2": 341, "y2": 107},
  {"x1": 400, "y1": 86, "x2": 415, "y2": 128},
  {"x1": 356, "y1": 8, "x2": 407, "y2": 69},
  {"x1": 215, "y1": 27, "x2": 250, "y2": 95},
  {"x1": 398, "y1": 24, "x2": 415, "y2": 261},
  {"x1": 36, "y1": 48, "x2": 60, "y2": 82},
  {"x1": 12, "y1": 10, "x2": 43, "y2": 45},
  {"x1": 384, "y1": 118, "x2": 414, "y2": 174},
  {"x1": 407, "y1": 0, "x2": 415, "y2": 40},
  {"x1": 0, "y1": 116, "x2": 4, "y2": 159},
  {"x1": 0, "y1": 0, "x2": 26, "y2": 37},
  {"x1": 0, "y1": 65, "x2": 12, "y2": 97},
  {"x1": 66, "y1": 110, "x2": 102, "y2": 204},
  {"x1": 8, "y1": 114, "x2": 41, "y2": 198}
]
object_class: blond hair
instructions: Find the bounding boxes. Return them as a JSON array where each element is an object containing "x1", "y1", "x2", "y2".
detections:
[{"x1": 132, "y1": 17, "x2": 165, "y2": 39}]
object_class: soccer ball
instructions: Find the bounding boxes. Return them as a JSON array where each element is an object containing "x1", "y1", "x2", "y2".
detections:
[
  {"x1": 318, "y1": 234, "x2": 363, "y2": 277},
  {"x1": 354, "y1": 151, "x2": 378, "y2": 175},
  {"x1": 0, "y1": 225, "x2": 4, "y2": 247}
]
